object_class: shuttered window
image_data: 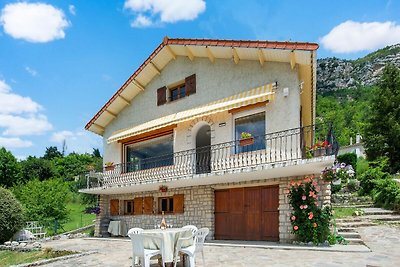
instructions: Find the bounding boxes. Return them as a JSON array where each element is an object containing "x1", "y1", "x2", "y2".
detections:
[
  {"x1": 157, "y1": 86, "x2": 167, "y2": 106},
  {"x1": 124, "y1": 200, "x2": 134, "y2": 215},
  {"x1": 173, "y1": 194, "x2": 184, "y2": 214},
  {"x1": 143, "y1": 197, "x2": 154, "y2": 214},
  {"x1": 134, "y1": 197, "x2": 144, "y2": 215},
  {"x1": 185, "y1": 74, "x2": 196, "y2": 96},
  {"x1": 110, "y1": 199, "x2": 119, "y2": 216}
]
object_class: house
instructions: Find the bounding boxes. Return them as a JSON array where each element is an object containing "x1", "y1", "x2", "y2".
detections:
[{"x1": 81, "y1": 37, "x2": 338, "y2": 242}]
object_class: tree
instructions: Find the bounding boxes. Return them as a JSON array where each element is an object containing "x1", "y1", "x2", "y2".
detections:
[
  {"x1": 54, "y1": 153, "x2": 95, "y2": 181},
  {"x1": 0, "y1": 147, "x2": 21, "y2": 188},
  {"x1": 363, "y1": 63, "x2": 400, "y2": 173},
  {"x1": 92, "y1": 148, "x2": 101, "y2": 158},
  {"x1": 20, "y1": 156, "x2": 56, "y2": 182},
  {"x1": 0, "y1": 187, "x2": 25, "y2": 243},
  {"x1": 12, "y1": 178, "x2": 70, "y2": 224},
  {"x1": 43, "y1": 146, "x2": 63, "y2": 160}
]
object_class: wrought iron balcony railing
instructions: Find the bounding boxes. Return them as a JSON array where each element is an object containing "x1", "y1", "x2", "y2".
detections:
[{"x1": 81, "y1": 124, "x2": 338, "y2": 190}]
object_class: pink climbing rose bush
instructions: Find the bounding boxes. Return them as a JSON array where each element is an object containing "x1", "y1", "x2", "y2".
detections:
[{"x1": 288, "y1": 175, "x2": 332, "y2": 244}]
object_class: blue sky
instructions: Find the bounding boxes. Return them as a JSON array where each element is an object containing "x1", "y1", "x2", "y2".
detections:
[{"x1": 0, "y1": 0, "x2": 399, "y2": 159}]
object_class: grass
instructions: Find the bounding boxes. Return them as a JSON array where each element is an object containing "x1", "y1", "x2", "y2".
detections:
[
  {"x1": 333, "y1": 207, "x2": 358, "y2": 219},
  {"x1": 45, "y1": 202, "x2": 96, "y2": 236},
  {"x1": 0, "y1": 249, "x2": 75, "y2": 267}
]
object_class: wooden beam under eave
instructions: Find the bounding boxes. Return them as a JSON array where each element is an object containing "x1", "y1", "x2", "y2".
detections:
[
  {"x1": 118, "y1": 95, "x2": 130, "y2": 105},
  {"x1": 165, "y1": 45, "x2": 176, "y2": 60},
  {"x1": 290, "y1": 51, "x2": 296, "y2": 69},
  {"x1": 258, "y1": 49, "x2": 266, "y2": 66},
  {"x1": 93, "y1": 123, "x2": 105, "y2": 131},
  {"x1": 133, "y1": 79, "x2": 145, "y2": 91},
  {"x1": 185, "y1": 46, "x2": 194, "y2": 61},
  {"x1": 232, "y1": 48, "x2": 240, "y2": 64},
  {"x1": 149, "y1": 61, "x2": 161, "y2": 75},
  {"x1": 105, "y1": 109, "x2": 117, "y2": 118},
  {"x1": 206, "y1": 47, "x2": 215, "y2": 63}
]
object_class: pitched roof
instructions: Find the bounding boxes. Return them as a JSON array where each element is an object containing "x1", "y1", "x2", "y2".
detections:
[{"x1": 85, "y1": 37, "x2": 318, "y2": 135}]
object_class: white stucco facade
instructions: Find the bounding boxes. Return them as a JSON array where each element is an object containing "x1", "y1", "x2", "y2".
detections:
[{"x1": 103, "y1": 57, "x2": 301, "y2": 164}]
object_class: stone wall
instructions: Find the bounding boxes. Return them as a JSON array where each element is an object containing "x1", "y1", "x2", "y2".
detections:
[{"x1": 95, "y1": 174, "x2": 331, "y2": 243}]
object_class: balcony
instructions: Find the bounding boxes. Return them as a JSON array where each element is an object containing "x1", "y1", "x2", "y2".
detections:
[{"x1": 80, "y1": 124, "x2": 338, "y2": 193}]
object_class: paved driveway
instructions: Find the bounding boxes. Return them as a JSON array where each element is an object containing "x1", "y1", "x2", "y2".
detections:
[{"x1": 42, "y1": 225, "x2": 400, "y2": 267}]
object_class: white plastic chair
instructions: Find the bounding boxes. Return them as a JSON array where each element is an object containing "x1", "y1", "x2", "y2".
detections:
[
  {"x1": 173, "y1": 229, "x2": 197, "y2": 267},
  {"x1": 195, "y1": 228, "x2": 209, "y2": 266},
  {"x1": 128, "y1": 230, "x2": 165, "y2": 267},
  {"x1": 182, "y1": 225, "x2": 198, "y2": 235},
  {"x1": 128, "y1": 227, "x2": 144, "y2": 266}
]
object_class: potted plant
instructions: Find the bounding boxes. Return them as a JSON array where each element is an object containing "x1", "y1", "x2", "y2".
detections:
[
  {"x1": 239, "y1": 132, "x2": 254, "y2": 146},
  {"x1": 159, "y1": 185, "x2": 168, "y2": 193},
  {"x1": 104, "y1": 162, "x2": 115, "y2": 171}
]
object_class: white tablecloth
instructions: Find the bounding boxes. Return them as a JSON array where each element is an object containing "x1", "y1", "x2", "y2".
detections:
[
  {"x1": 107, "y1": 221, "x2": 127, "y2": 236},
  {"x1": 143, "y1": 228, "x2": 191, "y2": 263}
]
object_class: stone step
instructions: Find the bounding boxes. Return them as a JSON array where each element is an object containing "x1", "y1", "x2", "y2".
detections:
[
  {"x1": 362, "y1": 208, "x2": 397, "y2": 216},
  {"x1": 336, "y1": 227, "x2": 357, "y2": 232},
  {"x1": 332, "y1": 203, "x2": 374, "y2": 208},
  {"x1": 363, "y1": 215, "x2": 400, "y2": 222},
  {"x1": 336, "y1": 221, "x2": 376, "y2": 228},
  {"x1": 337, "y1": 231, "x2": 361, "y2": 239},
  {"x1": 345, "y1": 238, "x2": 365, "y2": 245},
  {"x1": 335, "y1": 218, "x2": 362, "y2": 223}
]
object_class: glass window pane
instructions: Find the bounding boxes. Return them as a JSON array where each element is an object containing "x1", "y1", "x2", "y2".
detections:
[
  {"x1": 179, "y1": 86, "x2": 186, "y2": 98},
  {"x1": 235, "y1": 112, "x2": 265, "y2": 153},
  {"x1": 126, "y1": 134, "x2": 173, "y2": 172}
]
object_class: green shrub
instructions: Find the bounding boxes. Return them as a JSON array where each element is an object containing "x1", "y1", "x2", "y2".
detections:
[
  {"x1": 347, "y1": 179, "x2": 360, "y2": 192},
  {"x1": 0, "y1": 187, "x2": 25, "y2": 243},
  {"x1": 372, "y1": 179, "x2": 400, "y2": 209},
  {"x1": 337, "y1": 153, "x2": 357, "y2": 173},
  {"x1": 288, "y1": 176, "x2": 332, "y2": 244},
  {"x1": 356, "y1": 157, "x2": 369, "y2": 176},
  {"x1": 331, "y1": 183, "x2": 342, "y2": 194},
  {"x1": 358, "y1": 167, "x2": 391, "y2": 195}
]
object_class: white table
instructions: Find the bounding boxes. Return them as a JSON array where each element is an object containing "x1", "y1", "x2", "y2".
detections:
[
  {"x1": 143, "y1": 228, "x2": 191, "y2": 263},
  {"x1": 108, "y1": 221, "x2": 127, "y2": 236}
]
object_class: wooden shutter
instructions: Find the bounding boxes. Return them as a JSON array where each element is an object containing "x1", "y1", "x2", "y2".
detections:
[
  {"x1": 143, "y1": 197, "x2": 154, "y2": 214},
  {"x1": 134, "y1": 197, "x2": 143, "y2": 215},
  {"x1": 173, "y1": 194, "x2": 184, "y2": 214},
  {"x1": 157, "y1": 86, "x2": 167, "y2": 106},
  {"x1": 185, "y1": 74, "x2": 196, "y2": 96},
  {"x1": 110, "y1": 199, "x2": 119, "y2": 216}
]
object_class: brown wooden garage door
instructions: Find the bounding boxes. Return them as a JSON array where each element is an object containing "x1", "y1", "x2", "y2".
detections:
[{"x1": 215, "y1": 185, "x2": 279, "y2": 241}]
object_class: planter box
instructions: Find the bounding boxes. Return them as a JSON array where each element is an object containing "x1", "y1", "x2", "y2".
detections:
[
  {"x1": 239, "y1": 137, "x2": 254, "y2": 147},
  {"x1": 105, "y1": 165, "x2": 115, "y2": 171}
]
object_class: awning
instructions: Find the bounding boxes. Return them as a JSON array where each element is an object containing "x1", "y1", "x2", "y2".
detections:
[{"x1": 108, "y1": 83, "x2": 276, "y2": 143}]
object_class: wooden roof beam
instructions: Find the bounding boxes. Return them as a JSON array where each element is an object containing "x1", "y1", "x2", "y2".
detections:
[
  {"x1": 149, "y1": 61, "x2": 161, "y2": 75},
  {"x1": 165, "y1": 45, "x2": 176, "y2": 60},
  {"x1": 232, "y1": 48, "x2": 240, "y2": 64},
  {"x1": 105, "y1": 109, "x2": 117, "y2": 118},
  {"x1": 206, "y1": 47, "x2": 215, "y2": 63},
  {"x1": 185, "y1": 46, "x2": 195, "y2": 61},
  {"x1": 290, "y1": 51, "x2": 296, "y2": 69},
  {"x1": 258, "y1": 49, "x2": 266, "y2": 66},
  {"x1": 133, "y1": 79, "x2": 145, "y2": 91},
  {"x1": 118, "y1": 95, "x2": 131, "y2": 105}
]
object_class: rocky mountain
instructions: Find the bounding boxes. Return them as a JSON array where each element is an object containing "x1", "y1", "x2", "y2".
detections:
[{"x1": 317, "y1": 44, "x2": 400, "y2": 93}]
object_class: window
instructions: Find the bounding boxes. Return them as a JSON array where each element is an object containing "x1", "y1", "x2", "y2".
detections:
[
  {"x1": 124, "y1": 200, "x2": 134, "y2": 215},
  {"x1": 126, "y1": 134, "x2": 173, "y2": 172},
  {"x1": 235, "y1": 112, "x2": 266, "y2": 153},
  {"x1": 158, "y1": 194, "x2": 184, "y2": 214},
  {"x1": 159, "y1": 197, "x2": 174, "y2": 213},
  {"x1": 170, "y1": 84, "x2": 186, "y2": 102}
]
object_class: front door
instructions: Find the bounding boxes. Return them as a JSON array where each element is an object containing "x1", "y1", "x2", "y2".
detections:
[{"x1": 196, "y1": 124, "x2": 211, "y2": 174}]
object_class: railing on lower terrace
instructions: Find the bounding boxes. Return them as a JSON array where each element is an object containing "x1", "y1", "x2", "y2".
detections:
[{"x1": 82, "y1": 124, "x2": 339, "y2": 190}]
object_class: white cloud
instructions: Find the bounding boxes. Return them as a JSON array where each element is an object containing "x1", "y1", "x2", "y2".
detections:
[
  {"x1": 68, "y1": 5, "x2": 76, "y2": 15},
  {"x1": 124, "y1": 0, "x2": 206, "y2": 27},
  {"x1": 50, "y1": 130, "x2": 102, "y2": 154},
  {"x1": 0, "y1": 80, "x2": 52, "y2": 138},
  {"x1": 25, "y1": 66, "x2": 37, "y2": 77},
  {"x1": 131, "y1": 14, "x2": 153, "y2": 28},
  {"x1": 0, "y1": 80, "x2": 42, "y2": 114},
  {"x1": 0, "y1": 137, "x2": 33, "y2": 148},
  {"x1": 0, "y1": 114, "x2": 52, "y2": 136},
  {"x1": 0, "y1": 2, "x2": 70, "y2": 43},
  {"x1": 321, "y1": 20, "x2": 400, "y2": 53}
]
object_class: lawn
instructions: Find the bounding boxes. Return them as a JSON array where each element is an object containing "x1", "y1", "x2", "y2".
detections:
[
  {"x1": 333, "y1": 207, "x2": 358, "y2": 219},
  {"x1": 0, "y1": 249, "x2": 75, "y2": 267},
  {"x1": 45, "y1": 202, "x2": 95, "y2": 235}
]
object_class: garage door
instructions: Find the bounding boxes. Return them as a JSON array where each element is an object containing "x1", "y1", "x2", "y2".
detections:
[{"x1": 214, "y1": 185, "x2": 279, "y2": 241}]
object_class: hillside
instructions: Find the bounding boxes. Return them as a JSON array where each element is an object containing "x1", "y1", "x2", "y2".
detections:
[{"x1": 317, "y1": 44, "x2": 400, "y2": 93}]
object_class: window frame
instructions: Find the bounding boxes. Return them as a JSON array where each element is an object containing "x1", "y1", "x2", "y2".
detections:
[
  {"x1": 158, "y1": 196, "x2": 174, "y2": 214},
  {"x1": 123, "y1": 199, "x2": 134, "y2": 215},
  {"x1": 169, "y1": 83, "x2": 186, "y2": 102}
]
